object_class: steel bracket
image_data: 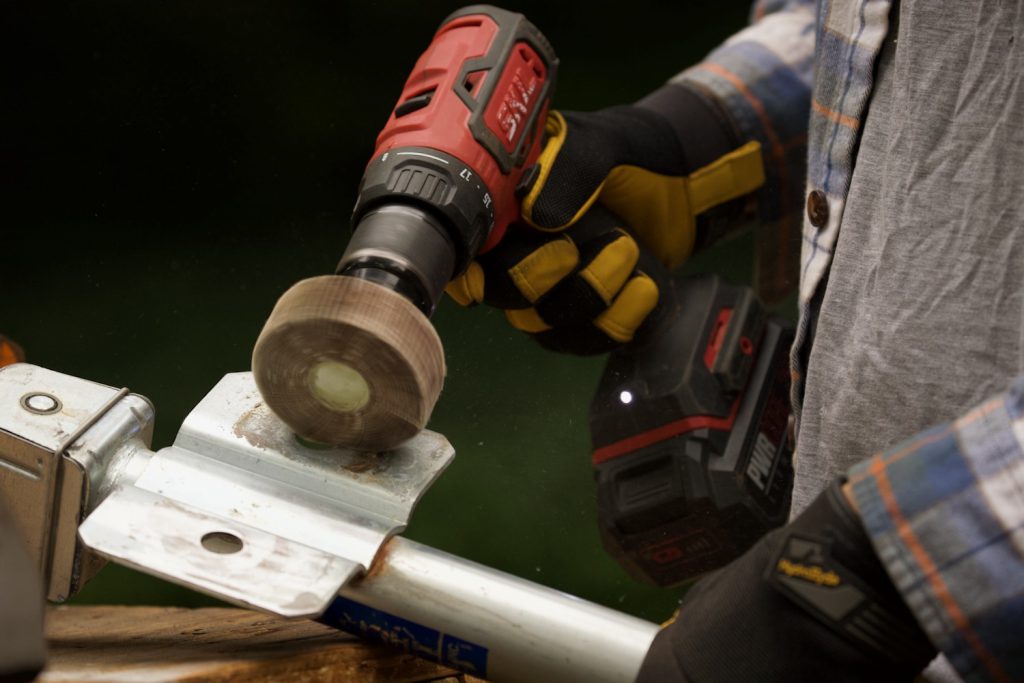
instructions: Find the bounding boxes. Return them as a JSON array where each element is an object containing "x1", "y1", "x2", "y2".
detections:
[{"x1": 0, "y1": 365, "x2": 454, "y2": 617}]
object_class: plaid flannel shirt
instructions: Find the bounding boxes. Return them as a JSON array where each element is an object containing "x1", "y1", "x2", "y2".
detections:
[
  {"x1": 668, "y1": 1, "x2": 1024, "y2": 680},
  {"x1": 850, "y1": 380, "x2": 1024, "y2": 683}
]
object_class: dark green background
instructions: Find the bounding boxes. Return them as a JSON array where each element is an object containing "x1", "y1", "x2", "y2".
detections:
[{"x1": 5, "y1": 1, "x2": 761, "y2": 622}]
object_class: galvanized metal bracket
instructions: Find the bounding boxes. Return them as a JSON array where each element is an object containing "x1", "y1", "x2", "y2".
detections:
[
  {"x1": 1, "y1": 365, "x2": 660, "y2": 683},
  {"x1": 79, "y1": 372, "x2": 454, "y2": 617},
  {"x1": 0, "y1": 365, "x2": 454, "y2": 618}
]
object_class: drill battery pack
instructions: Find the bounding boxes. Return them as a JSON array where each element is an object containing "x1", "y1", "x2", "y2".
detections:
[{"x1": 589, "y1": 275, "x2": 794, "y2": 587}]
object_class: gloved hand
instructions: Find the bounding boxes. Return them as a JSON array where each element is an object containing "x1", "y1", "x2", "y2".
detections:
[
  {"x1": 447, "y1": 84, "x2": 765, "y2": 354},
  {"x1": 521, "y1": 105, "x2": 763, "y2": 265},
  {"x1": 636, "y1": 480, "x2": 937, "y2": 682},
  {"x1": 447, "y1": 204, "x2": 662, "y2": 354}
]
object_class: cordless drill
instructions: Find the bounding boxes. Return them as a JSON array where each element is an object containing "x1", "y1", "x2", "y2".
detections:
[
  {"x1": 253, "y1": 4, "x2": 793, "y2": 587},
  {"x1": 253, "y1": 6, "x2": 557, "y2": 450}
]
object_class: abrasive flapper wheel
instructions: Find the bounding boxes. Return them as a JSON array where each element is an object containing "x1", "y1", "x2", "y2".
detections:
[{"x1": 252, "y1": 275, "x2": 445, "y2": 451}]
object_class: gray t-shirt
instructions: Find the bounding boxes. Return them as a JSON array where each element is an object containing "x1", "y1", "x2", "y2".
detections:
[
  {"x1": 795, "y1": 3, "x2": 1024, "y2": 677},
  {"x1": 796, "y1": 0, "x2": 1024, "y2": 509}
]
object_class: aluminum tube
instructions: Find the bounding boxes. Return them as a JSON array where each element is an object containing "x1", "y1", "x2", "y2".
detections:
[{"x1": 334, "y1": 536, "x2": 659, "y2": 683}]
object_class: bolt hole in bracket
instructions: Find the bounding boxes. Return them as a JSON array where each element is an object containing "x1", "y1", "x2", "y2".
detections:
[
  {"x1": 201, "y1": 531, "x2": 244, "y2": 555},
  {"x1": 68, "y1": 371, "x2": 455, "y2": 618}
]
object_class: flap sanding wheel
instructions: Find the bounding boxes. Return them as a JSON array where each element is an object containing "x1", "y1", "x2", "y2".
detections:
[{"x1": 252, "y1": 275, "x2": 445, "y2": 451}]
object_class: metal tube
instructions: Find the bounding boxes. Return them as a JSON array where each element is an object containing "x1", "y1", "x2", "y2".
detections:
[{"x1": 332, "y1": 536, "x2": 659, "y2": 683}]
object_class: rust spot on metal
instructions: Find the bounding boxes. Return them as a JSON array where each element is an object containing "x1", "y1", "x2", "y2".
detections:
[
  {"x1": 232, "y1": 404, "x2": 275, "y2": 450},
  {"x1": 362, "y1": 536, "x2": 397, "y2": 582},
  {"x1": 338, "y1": 451, "x2": 388, "y2": 475}
]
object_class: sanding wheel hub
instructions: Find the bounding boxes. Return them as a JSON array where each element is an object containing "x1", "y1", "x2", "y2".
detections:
[{"x1": 252, "y1": 275, "x2": 445, "y2": 451}]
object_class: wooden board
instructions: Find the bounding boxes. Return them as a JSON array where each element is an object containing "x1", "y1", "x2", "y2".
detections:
[{"x1": 41, "y1": 606, "x2": 486, "y2": 683}]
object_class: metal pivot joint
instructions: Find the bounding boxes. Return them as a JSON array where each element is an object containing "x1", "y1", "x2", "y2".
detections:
[{"x1": 0, "y1": 364, "x2": 154, "y2": 602}]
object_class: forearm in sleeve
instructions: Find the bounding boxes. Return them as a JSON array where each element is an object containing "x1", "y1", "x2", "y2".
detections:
[
  {"x1": 848, "y1": 375, "x2": 1024, "y2": 682},
  {"x1": 654, "y1": 0, "x2": 816, "y2": 300}
]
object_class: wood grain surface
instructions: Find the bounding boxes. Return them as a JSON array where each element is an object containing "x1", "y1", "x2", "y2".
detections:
[{"x1": 41, "y1": 606, "x2": 485, "y2": 683}]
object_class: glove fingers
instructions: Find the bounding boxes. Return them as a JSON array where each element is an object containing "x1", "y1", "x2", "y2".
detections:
[
  {"x1": 470, "y1": 229, "x2": 578, "y2": 309},
  {"x1": 532, "y1": 271, "x2": 658, "y2": 346},
  {"x1": 447, "y1": 203, "x2": 662, "y2": 355},
  {"x1": 533, "y1": 228, "x2": 632, "y2": 328},
  {"x1": 445, "y1": 261, "x2": 486, "y2": 306},
  {"x1": 507, "y1": 238, "x2": 579, "y2": 303},
  {"x1": 578, "y1": 230, "x2": 639, "y2": 304},
  {"x1": 534, "y1": 269, "x2": 608, "y2": 328},
  {"x1": 501, "y1": 231, "x2": 645, "y2": 339},
  {"x1": 504, "y1": 307, "x2": 550, "y2": 334},
  {"x1": 594, "y1": 273, "x2": 659, "y2": 344}
]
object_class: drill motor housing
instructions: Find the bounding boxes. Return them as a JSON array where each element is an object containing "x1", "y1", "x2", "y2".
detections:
[
  {"x1": 590, "y1": 275, "x2": 794, "y2": 587},
  {"x1": 339, "y1": 6, "x2": 557, "y2": 315}
]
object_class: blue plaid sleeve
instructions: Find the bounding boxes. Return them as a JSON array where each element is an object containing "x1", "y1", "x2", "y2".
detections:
[
  {"x1": 849, "y1": 376, "x2": 1024, "y2": 682},
  {"x1": 672, "y1": 0, "x2": 816, "y2": 301}
]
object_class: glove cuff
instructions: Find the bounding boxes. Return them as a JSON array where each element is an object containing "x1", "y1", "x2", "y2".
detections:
[
  {"x1": 767, "y1": 479, "x2": 937, "y2": 668},
  {"x1": 636, "y1": 82, "x2": 742, "y2": 174},
  {"x1": 637, "y1": 478, "x2": 936, "y2": 683}
]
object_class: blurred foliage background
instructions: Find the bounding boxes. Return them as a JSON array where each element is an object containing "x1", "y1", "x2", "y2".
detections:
[{"x1": 4, "y1": 0, "x2": 768, "y2": 623}]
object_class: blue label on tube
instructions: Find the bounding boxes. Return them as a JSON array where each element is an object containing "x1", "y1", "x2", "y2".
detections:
[{"x1": 320, "y1": 595, "x2": 489, "y2": 677}]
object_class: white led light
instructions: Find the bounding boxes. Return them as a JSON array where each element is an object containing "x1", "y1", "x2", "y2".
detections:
[{"x1": 619, "y1": 390, "x2": 633, "y2": 405}]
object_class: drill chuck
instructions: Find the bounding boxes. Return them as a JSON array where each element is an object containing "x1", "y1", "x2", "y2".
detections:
[{"x1": 338, "y1": 205, "x2": 456, "y2": 315}]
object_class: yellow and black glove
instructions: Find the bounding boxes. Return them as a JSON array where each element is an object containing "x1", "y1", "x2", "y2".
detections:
[
  {"x1": 447, "y1": 204, "x2": 662, "y2": 355},
  {"x1": 448, "y1": 84, "x2": 766, "y2": 354}
]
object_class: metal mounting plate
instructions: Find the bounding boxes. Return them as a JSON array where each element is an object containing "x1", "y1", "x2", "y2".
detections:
[{"x1": 79, "y1": 372, "x2": 454, "y2": 618}]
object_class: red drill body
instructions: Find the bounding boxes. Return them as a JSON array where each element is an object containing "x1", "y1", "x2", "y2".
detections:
[{"x1": 339, "y1": 6, "x2": 558, "y2": 313}]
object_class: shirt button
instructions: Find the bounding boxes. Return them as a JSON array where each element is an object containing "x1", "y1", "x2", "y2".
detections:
[{"x1": 807, "y1": 190, "x2": 829, "y2": 228}]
